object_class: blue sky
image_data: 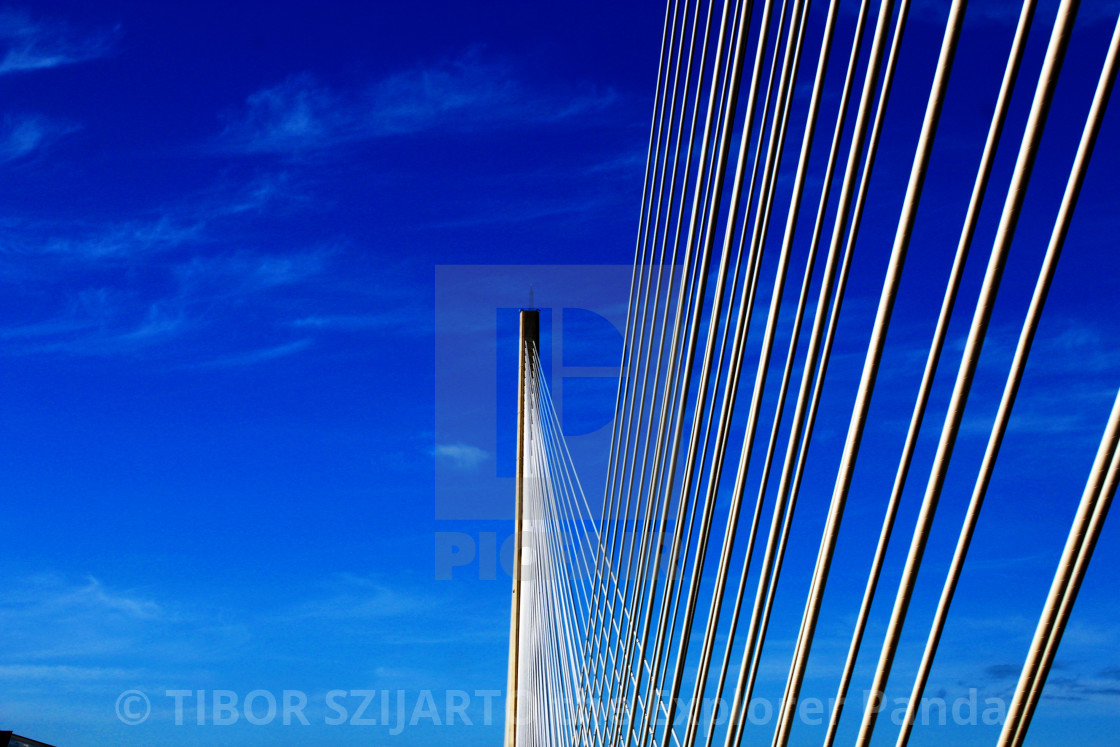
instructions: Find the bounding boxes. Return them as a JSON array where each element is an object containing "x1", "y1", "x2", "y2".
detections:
[
  {"x1": 0, "y1": 1, "x2": 654, "y2": 743},
  {"x1": 0, "y1": 1, "x2": 1118, "y2": 746}
]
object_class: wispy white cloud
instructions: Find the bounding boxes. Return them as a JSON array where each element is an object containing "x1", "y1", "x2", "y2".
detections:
[
  {"x1": 0, "y1": 571, "x2": 506, "y2": 726},
  {"x1": 291, "y1": 310, "x2": 426, "y2": 335},
  {"x1": 218, "y1": 171, "x2": 303, "y2": 215},
  {"x1": 0, "y1": 113, "x2": 80, "y2": 162},
  {"x1": 0, "y1": 168, "x2": 429, "y2": 363},
  {"x1": 221, "y1": 73, "x2": 337, "y2": 154},
  {"x1": 584, "y1": 149, "x2": 647, "y2": 176},
  {"x1": 280, "y1": 574, "x2": 507, "y2": 646},
  {"x1": 39, "y1": 215, "x2": 203, "y2": 260},
  {"x1": 64, "y1": 576, "x2": 164, "y2": 620},
  {"x1": 0, "y1": 8, "x2": 118, "y2": 74},
  {"x1": 0, "y1": 573, "x2": 253, "y2": 708},
  {"x1": 286, "y1": 574, "x2": 435, "y2": 621},
  {"x1": 218, "y1": 49, "x2": 618, "y2": 155},
  {"x1": 174, "y1": 248, "x2": 330, "y2": 296},
  {"x1": 366, "y1": 49, "x2": 615, "y2": 133},
  {"x1": 0, "y1": 664, "x2": 149, "y2": 681},
  {"x1": 0, "y1": 168, "x2": 336, "y2": 360},
  {"x1": 0, "y1": 575, "x2": 171, "y2": 660},
  {"x1": 8, "y1": 173, "x2": 299, "y2": 261},
  {"x1": 0, "y1": 246, "x2": 331, "y2": 360},
  {"x1": 429, "y1": 193, "x2": 614, "y2": 229},
  {"x1": 0, "y1": 291, "x2": 187, "y2": 357},
  {"x1": 193, "y1": 338, "x2": 312, "y2": 368},
  {"x1": 0, "y1": 316, "x2": 96, "y2": 341},
  {"x1": 434, "y1": 442, "x2": 490, "y2": 469}
]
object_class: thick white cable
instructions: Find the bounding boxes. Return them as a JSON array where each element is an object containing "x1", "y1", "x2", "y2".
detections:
[
  {"x1": 724, "y1": 0, "x2": 908, "y2": 738},
  {"x1": 817, "y1": 3, "x2": 1038, "y2": 744},
  {"x1": 695, "y1": 4, "x2": 874, "y2": 744},
  {"x1": 601, "y1": 3, "x2": 730, "y2": 740},
  {"x1": 590, "y1": 0, "x2": 760, "y2": 741},
  {"x1": 897, "y1": 17, "x2": 1119, "y2": 744},
  {"x1": 583, "y1": 0, "x2": 688, "y2": 688},
  {"x1": 626, "y1": 1, "x2": 810, "y2": 744},
  {"x1": 762, "y1": 2, "x2": 966, "y2": 745},
  {"x1": 583, "y1": 0, "x2": 740, "y2": 725},
  {"x1": 852, "y1": 2, "x2": 1080, "y2": 744},
  {"x1": 1007, "y1": 393, "x2": 1120, "y2": 747},
  {"x1": 721, "y1": 0, "x2": 908, "y2": 742},
  {"x1": 660, "y1": 0, "x2": 837, "y2": 743}
]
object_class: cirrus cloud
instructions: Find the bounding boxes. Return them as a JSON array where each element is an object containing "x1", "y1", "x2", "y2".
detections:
[
  {"x1": 218, "y1": 49, "x2": 618, "y2": 155},
  {"x1": 434, "y1": 442, "x2": 490, "y2": 469},
  {"x1": 0, "y1": 8, "x2": 118, "y2": 74}
]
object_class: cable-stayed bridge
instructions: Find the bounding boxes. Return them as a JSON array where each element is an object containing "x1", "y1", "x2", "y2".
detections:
[{"x1": 505, "y1": 1, "x2": 1119, "y2": 746}]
